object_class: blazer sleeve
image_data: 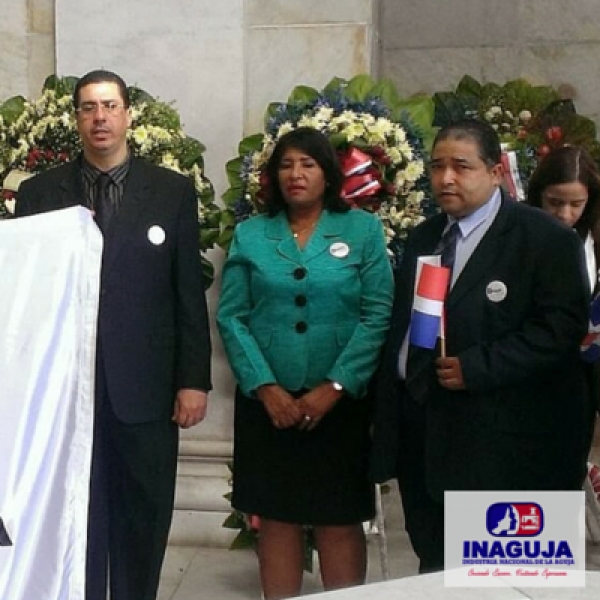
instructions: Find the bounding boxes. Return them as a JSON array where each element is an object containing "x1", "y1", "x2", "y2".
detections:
[
  {"x1": 216, "y1": 227, "x2": 277, "y2": 396},
  {"x1": 326, "y1": 217, "x2": 394, "y2": 397},
  {"x1": 460, "y1": 226, "x2": 590, "y2": 392},
  {"x1": 173, "y1": 179, "x2": 212, "y2": 391}
]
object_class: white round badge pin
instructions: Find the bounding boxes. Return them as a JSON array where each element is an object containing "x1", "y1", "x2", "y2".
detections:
[
  {"x1": 329, "y1": 242, "x2": 350, "y2": 258},
  {"x1": 486, "y1": 281, "x2": 507, "y2": 303},
  {"x1": 147, "y1": 225, "x2": 166, "y2": 246}
]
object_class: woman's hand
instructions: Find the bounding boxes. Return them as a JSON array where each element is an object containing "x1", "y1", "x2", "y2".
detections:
[
  {"x1": 256, "y1": 384, "x2": 303, "y2": 429},
  {"x1": 296, "y1": 382, "x2": 343, "y2": 431}
]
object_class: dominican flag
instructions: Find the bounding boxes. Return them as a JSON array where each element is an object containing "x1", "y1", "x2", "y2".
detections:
[
  {"x1": 409, "y1": 256, "x2": 451, "y2": 349},
  {"x1": 581, "y1": 294, "x2": 600, "y2": 362}
]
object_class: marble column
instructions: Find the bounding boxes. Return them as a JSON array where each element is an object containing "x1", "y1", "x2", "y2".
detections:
[{"x1": 1, "y1": 0, "x2": 55, "y2": 100}]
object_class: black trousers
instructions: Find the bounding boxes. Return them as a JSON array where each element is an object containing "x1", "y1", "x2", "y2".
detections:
[
  {"x1": 85, "y1": 365, "x2": 178, "y2": 600},
  {"x1": 395, "y1": 388, "x2": 445, "y2": 574}
]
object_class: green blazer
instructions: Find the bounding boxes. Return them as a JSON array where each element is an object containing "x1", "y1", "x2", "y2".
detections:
[{"x1": 217, "y1": 208, "x2": 393, "y2": 398}]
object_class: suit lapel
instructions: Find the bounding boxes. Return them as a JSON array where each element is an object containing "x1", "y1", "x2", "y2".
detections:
[
  {"x1": 446, "y1": 194, "x2": 515, "y2": 309},
  {"x1": 266, "y1": 211, "x2": 303, "y2": 265},
  {"x1": 303, "y1": 210, "x2": 342, "y2": 263},
  {"x1": 102, "y1": 158, "x2": 147, "y2": 271},
  {"x1": 267, "y1": 209, "x2": 342, "y2": 266},
  {"x1": 58, "y1": 160, "x2": 87, "y2": 209}
]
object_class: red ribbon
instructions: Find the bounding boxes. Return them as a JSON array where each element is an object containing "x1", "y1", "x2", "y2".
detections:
[{"x1": 339, "y1": 147, "x2": 382, "y2": 204}]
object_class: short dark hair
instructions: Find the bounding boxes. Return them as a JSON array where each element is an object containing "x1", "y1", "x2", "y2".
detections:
[
  {"x1": 527, "y1": 145, "x2": 600, "y2": 240},
  {"x1": 433, "y1": 119, "x2": 502, "y2": 167},
  {"x1": 264, "y1": 127, "x2": 348, "y2": 216},
  {"x1": 73, "y1": 69, "x2": 130, "y2": 109}
]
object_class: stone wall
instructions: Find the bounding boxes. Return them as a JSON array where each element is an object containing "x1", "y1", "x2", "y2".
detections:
[
  {"x1": 2, "y1": 0, "x2": 54, "y2": 99},
  {"x1": 378, "y1": 0, "x2": 600, "y2": 125}
]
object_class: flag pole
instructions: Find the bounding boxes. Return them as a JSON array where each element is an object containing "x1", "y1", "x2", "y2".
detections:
[{"x1": 440, "y1": 308, "x2": 447, "y2": 358}]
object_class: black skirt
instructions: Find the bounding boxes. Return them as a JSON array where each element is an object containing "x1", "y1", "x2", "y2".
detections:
[{"x1": 232, "y1": 387, "x2": 375, "y2": 526}]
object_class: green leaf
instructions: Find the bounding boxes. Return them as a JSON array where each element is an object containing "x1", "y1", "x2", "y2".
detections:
[
  {"x1": 222, "y1": 511, "x2": 246, "y2": 529},
  {"x1": 323, "y1": 76, "x2": 347, "y2": 96},
  {"x1": 328, "y1": 132, "x2": 349, "y2": 149},
  {"x1": 395, "y1": 95, "x2": 435, "y2": 134},
  {"x1": 178, "y1": 137, "x2": 205, "y2": 170},
  {"x1": 230, "y1": 530, "x2": 258, "y2": 550},
  {"x1": 200, "y1": 228, "x2": 220, "y2": 251},
  {"x1": 128, "y1": 86, "x2": 155, "y2": 105},
  {"x1": 432, "y1": 92, "x2": 478, "y2": 128},
  {"x1": 43, "y1": 75, "x2": 78, "y2": 97},
  {"x1": 0, "y1": 96, "x2": 27, "y2": 125},
  {"x1": 220, "y1": 209, "x2": 237, "y2": 227},
  {"x1": 223, "y1": 491, "x2": 233, "y2": 502},
  {"x1": 265, "y1": 102, "x2": 286, "y2": 127},
  {"x1": 226, "y1": 157, "x2": 244, "y2": 188},
  {"x1": 368, "y1": 79, "x2": 400, "y2": 109},
  {"x1": 456, "y1": 74, "x2": 483, "y2": 98},
  {"x1": 238, "y1": 133, "x2": 265, "y2": 156},
  {"x1": 217, "y1": 227, "x2": 235, "y2": 252},
  {"x1": 287, "y1": 85, "x2": 319, "y2": 106},
  {"x1": 345, "y1": 74, "x2": 376, "y2": 102},
  {"x1": 221, "y1": 187, "x2": 242, "y2": 208}
]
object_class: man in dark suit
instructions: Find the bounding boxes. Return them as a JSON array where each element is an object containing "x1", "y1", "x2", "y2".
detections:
[
  {"x1": 371, "y1": 119, "x2": 590, "y2": 573},
  {"x1": 15, "y1": 70, "x2": 212, "y2": 600}
]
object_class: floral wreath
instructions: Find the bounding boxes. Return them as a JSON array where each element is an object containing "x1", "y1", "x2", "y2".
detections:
[
  {"x1": 0, "y1": 75, "x2": 222, "y2": 281},
  {"x1": 222, "y1": 74, "x2": 438, "y2": 267},
  {"x1": 433, "y1": 75, "x2": 600, "y2": 197}
]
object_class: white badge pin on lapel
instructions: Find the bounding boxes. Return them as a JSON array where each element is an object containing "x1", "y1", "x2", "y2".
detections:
[
  {"x1": 147, "y1": 225, "x2": 166, "y2": 246},
  {"x1": 486, "y1": 280, "x2": 507, "y2": 303},
  {"x1": 329, "y1": 242, "x2": 350, "y2": 258}
]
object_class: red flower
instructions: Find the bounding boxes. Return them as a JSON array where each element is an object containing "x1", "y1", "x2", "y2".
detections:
[
  {"x1": 537, "y1": 144, "x2": 551, "y2": 158},
  {"x1": 545, "y1": 126, "x2": 563, "y2": 143}
]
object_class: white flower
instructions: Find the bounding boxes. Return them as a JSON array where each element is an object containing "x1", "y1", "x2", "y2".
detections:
[
  {"x1": 276, "y1": 122, "x2": 294, "y2": 138},
  {"x1": 314, "y1": 106, "x2": 334, "y2": 122},
  {"x1": 519, "y1": 110, "x2": 532, "y2": 122},
  {"x1": 342, "y1": 121, "x2": 365, "y2": 141},
  {"x1": 297, "y1": 115, "x2": 320, "y2": 129},
  {"x1": 132, "y1": 127, "x2": 149, "y2": 145},
  {"x1": 490, "y1": 106, "x2": 502, "y2": 115},
  {"x1": 405, "y1": 160, "x2": 424, "y2": 182}
]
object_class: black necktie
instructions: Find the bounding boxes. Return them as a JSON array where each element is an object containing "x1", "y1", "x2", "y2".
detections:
[
  {"x1": 405, "y1": 222, "x2": 460, "y2": 404},
  {"x1": 436, "y1": 221, "x2": 461, "y2": 270},
  {"x1": 94, "y1": 173, "x2": 114, "y2": 233}
]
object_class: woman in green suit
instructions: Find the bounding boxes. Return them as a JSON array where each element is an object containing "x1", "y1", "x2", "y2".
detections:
[{"x1": 217, "y1": 128, "x2": 393, "y2": 599}]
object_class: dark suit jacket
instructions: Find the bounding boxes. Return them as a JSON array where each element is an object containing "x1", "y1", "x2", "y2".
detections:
[
  {"x1": 15, "y1": 157, "x2": 212, "y2": 423},
  {"x1": 371, "y1": 192, "x2": 590, "y2": 497}
]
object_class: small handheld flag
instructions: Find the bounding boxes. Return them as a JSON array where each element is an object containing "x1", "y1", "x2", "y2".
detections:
[
  {"x1": 581, "y1": 293, "x2": 600, "y2": 362},
  {"x1": 409, "y1": 257, "x2": 451, "y2": 349}
]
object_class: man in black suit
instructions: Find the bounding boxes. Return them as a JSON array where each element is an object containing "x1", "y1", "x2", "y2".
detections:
[
  {"x1": 16, "y1": 70, "x2": 212, "y2": 600},
  {"x1": 371, "y1": 119, "x2": 590, "y2": 573}
]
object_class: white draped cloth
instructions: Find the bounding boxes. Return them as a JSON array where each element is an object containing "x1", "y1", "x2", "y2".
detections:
[{"x1": 0, "y1": 207, "x2": 102, "y2": 600}]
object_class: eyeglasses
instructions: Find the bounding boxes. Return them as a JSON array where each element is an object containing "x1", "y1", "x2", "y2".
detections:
[{"x1": 75, "y1": 100, "x2": 127, "y2": 117}]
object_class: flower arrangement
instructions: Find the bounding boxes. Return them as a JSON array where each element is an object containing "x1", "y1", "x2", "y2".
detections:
[
  {"x1": 222, "y1": 74, "x2": 437, "y2": 267},
  {"x1": 0, "y1": 75, "x2": 222, "y2": 281},
  {"x1": 433, "y1": 75, "x2": 600, "y2": 193}
]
